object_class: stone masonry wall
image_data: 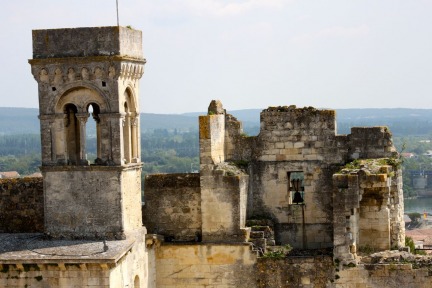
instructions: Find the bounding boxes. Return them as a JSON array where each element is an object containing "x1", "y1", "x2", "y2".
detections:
[
  {"x1": 256, "y1": 256, "x2": 334, "y2": 288},
  {"x1": 143, "y1": 173, "x2": 201, "y2": 241},
  {"x1": 348, "y1": 127, "x2": 396, "y2": 160},
  {"x1": 335, "y1": 264, "x2": 432, "y2": 288},
  {"x1": 43, "y1": 167, "x2": 126, "y2": 240},
  {"x1": 201, "y1": 173, "x2": 249, "y2": 242},
  {"x1": 0, "y1": 263, "x2": 110, "y2": 288},
  {"x1": 0, "y1": 177, "x2": 44, "y2": 233},
  {"x1": 155, "y1": 243, "x2": 257, "y2": 288},
  {"x1": 249, "y1": 161, "x2": 336, "y2": 248},
  {"x1": 333, "y1": 164, "x2": 405, "y2": 263},
  {"x1": 257, "y1": 106, "x2": 339, "y2": 163}
]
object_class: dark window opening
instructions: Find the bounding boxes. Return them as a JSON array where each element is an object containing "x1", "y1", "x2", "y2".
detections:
[
  {"x1": 102, "y1": 81, "x2": 106, "y2": 87},
  {"x1": 288, "y1": 171, "x2": 304, "y2": 204},
  {"x1": 52, "y1": 87, "x2": 57, "y2": 91},
  {"x1": 64, "y1": 104, "x2": 80, "y2": 165}
]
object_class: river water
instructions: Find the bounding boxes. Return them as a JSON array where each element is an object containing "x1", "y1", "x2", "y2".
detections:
[{"x1": 404, "y1": 197, "x2": 432, "y2": 213}]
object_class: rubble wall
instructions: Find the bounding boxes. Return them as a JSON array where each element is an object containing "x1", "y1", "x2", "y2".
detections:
[
  {"x1": 143, "y1": 173, "x2": 201, "y2": 241},
  {"x1": 335, "y1": 264, "x2": 432, "y2": 288},
  {"x1": 348, "y1": 127, "x2": 396, "y2": 159},
  {"x1": 256, "y1": 256, "x2": 334, "y2": 288},
  {"x1": 0, "y1": 177, "x2": 44, "y2": 233}
]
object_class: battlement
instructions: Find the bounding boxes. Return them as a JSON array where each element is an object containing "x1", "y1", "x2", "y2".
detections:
[{"x1": 32, "y1": 26, "x2": 143, "y2": 60}]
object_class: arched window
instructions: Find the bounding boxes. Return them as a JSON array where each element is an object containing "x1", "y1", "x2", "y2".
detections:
[
  {"x1": 134, "y1": 275, "x2": 140, "y2": 288},
  {"x1": 86, "y1": 103, "x2": 101, "y2": 163},
  {"x1": 123, "y1": 88, "x2": 139, "y2": 164},
  {"x1": 64, "y1": 104, "x2": 80, "y2": 165},
  {"x1": 123, "y1": 102, "x2": 132, "y2": 163}
]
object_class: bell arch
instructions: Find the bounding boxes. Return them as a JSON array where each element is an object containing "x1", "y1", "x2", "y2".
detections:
[
  {"x1": 122, "y1": 87, "x2": 139, "y2": 164},
  {"x1": 86, "y1": 102, "x2": 101, "y2": 162},
  {"x1": 63, "y1": 103, "x2": 80, "y2": 164},
  {"x1": 55, "y1": 87, "x2": 109, "y2": 165}
]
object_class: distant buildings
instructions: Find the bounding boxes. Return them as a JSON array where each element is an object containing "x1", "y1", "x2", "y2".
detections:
[{"x1": 0, "y1": 171, "x2": 20, "y2": 179}]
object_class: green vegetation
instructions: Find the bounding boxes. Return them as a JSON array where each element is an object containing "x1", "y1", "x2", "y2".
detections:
[
  {"x1": 407, "y1": 212, "x2": 422, "y2": 223},
  {"x1": 358, "y1": 245, "x2": 378, "y2": 255},
  {"x1": 1, "y1": 109, "x2": 432, "y2": 200},
  {"x1": 405, "y1": 236, "x2": 426, "y2": 255},
  {"x1": 261, "y1": 245, "x2": 292, "y2": 259},
  {"x1": 141, "y1": 130, "x2": 199, "y2": 174},
  {"x1": 341, "y1": 158, "x2": 401, "y2": 174}
]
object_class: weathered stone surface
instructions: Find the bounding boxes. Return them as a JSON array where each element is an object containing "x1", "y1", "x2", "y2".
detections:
[
  {"x1": 143, "y1": 173, "x2": 201, "y2": 241},
  {"x1": 156, "y1": 243, "x2": 257, "y2": 288},
  {"x1": 257, "y1": 256, "x2": 334, "y2": 288},
  {"x1": 32, "y1": 26, "x2": 143, "y2": 59},
  {"x1": 0, "y1": 177, "x2": 44, "y2": 233}
]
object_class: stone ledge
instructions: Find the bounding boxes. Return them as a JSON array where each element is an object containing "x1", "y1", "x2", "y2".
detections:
[{"x1": 0, "y1": 233, "x2": 137, "y2": 264}]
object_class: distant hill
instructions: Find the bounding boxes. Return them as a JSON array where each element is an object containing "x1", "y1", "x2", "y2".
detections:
[
  {"x1": 1, "y1": 107, "x2": 431, "y2": 136},
  {"x1": 0, "y1": 108, "x2": 40, "y2": 134}
]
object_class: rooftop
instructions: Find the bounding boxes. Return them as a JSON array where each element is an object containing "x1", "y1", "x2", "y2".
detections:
[{"x1": 0, "y1": 233, "x2": 134, "y2": 264}]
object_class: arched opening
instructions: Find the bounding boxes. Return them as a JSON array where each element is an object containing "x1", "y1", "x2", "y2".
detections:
[
  {"x1": 134, "y1": 275, "x2": 140, "y2": 288},
  {"x1": 123, "y1": 88, "x2": 139, "y2": 163},
  {"x1": 86, "y1": 103, "x2": 101, "y2": 163},
  {"x1": 64, "y1": 104, "x2": 80, "y2": 165},
  {"x1": 123, "y1": 101, "x2": 132, "y2": 163}
]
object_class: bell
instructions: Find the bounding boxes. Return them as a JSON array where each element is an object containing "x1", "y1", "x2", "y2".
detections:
[
  {"x1": 292, "y1": 178, "x2": 304, "y2": 204},
  {"x1": 293, "y1": 191, "x2": 304, "y2": 204}
]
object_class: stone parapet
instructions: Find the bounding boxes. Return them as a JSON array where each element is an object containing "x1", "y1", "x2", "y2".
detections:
[
  {"x1": 143, "y1": 173, "x2": 202, "y2": 241},
  {"x1": 0, "y1": 177, "x2": 44, "y2": 233}
]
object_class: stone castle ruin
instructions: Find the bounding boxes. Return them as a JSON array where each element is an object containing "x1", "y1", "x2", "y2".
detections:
[
  {"x1": 144, "y1": 100, "x2": 406, "y2": 265},
  {"x1": 0, "y1": 26, "x2": 431, "y2": 288}
]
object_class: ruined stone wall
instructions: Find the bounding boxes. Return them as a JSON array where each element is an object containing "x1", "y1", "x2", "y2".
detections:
[
  {"x1": 199, "y1": 114, "x2": 225, "y2": 170},
  {"x1": 244, "y1": 107, "x2": 339, "y2": 248},
  {"x1": 257, "y1": 106, "x2": 339, "y2": 163},
  {"x1": 143, "y1": 173, "x2": 201, "y2": 241},
  {"x1": 0, "y1": 177, "x2": 44, "y2": 233},
  {"x1": 256, "y1": 256, "x2": 334, "y2": 288},
  {"x1": 333, "y1": 165, "x2": 405, "y2": 263},
  {"x1": 223, "y1": 113, "x2": 256, "y2": 161},
  {"x1": 249, "y1": 161, "x2": 336, "y2": 248},
  {"x1": 201, "y1": 172, "x2": 249, "y2": 242},
  {"x1": 348, "y1": 127, "x2": 396, "y2": 160},
  {"x1": 358, "y1": 174, "x2": 392, "y2": 250},
  {"x1": 335, "y1": 264, "x2": 432, "y2": 288},
  {"x1": 155, "y1": 243, "x2": 257, "y2": 288},
  {"x1": 390, "y1": 170, "x2": 405, "y2": 248}
]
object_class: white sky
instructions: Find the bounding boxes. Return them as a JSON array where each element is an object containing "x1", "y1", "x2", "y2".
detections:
[{"x1": 1, "y1": 0, "x2": 431, "y2": 114}]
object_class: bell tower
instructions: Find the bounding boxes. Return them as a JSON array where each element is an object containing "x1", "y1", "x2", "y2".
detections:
[{"x1": 30, "y1": 27, "x2": 145, "y2": 239}]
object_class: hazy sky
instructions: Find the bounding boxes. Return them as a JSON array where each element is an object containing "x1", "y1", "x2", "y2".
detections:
[{"x1": 1, "y1": 0, "x2": 431, "y2": 114}]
